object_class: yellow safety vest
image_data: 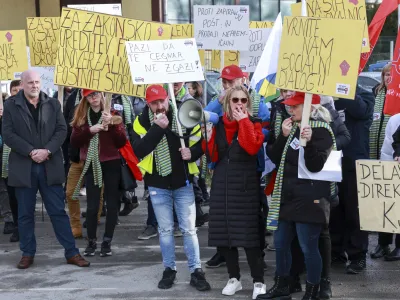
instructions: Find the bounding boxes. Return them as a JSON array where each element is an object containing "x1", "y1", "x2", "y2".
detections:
[{"x1": 133, "y1": 117, "x2": 201, "y2": 176}]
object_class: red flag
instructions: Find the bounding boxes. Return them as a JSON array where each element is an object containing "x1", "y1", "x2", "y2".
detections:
[
  {"x1": 119, "y1": 140, "x2": 143, "y2": 181},
  {"x1": 383, "y1": 29, "x2": 400, "y2": 115},
  {"x1": 358, "y1": 0, "x2": 397, "y2": 74}
]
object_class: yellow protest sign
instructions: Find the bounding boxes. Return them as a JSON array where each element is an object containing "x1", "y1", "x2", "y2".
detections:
[
  {"x1": 0, "y1": 30, "x2": 29, "y2": 81},
  {"x1": 211, "y1": 50, "x2": 239, "y2": 70},
  {"x1": 171, "y1": 24, "x2": 193, "y2": 39},
  {"x1": 54, "y1": 8, "x2": 172, "y2": 97},
  {"x1": 291, "y1": 1, "x2": 369, "y2": 52},
  {"x1": 27, "y1": 17, "x2": 60, "y2": 67},
  {"x1": 249, "y1": 21, "x2": 274, "y2": 29},
  {"x1": 275, "y1": 17, "x2": 364, "y2": 99}
]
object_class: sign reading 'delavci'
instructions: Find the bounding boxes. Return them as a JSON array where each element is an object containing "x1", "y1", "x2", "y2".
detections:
[
  {"x1": 54, "y1": 8, "x2": 172, "y2": 97},
  {"x1": 27, "y1": 17, "x2": 60, "y2": 67},
  {"x1": 275, "y1": 16, "x2": 364, "y2": 99},
  {"x1": 0, "y1": 30, "x2": 29, "y2": 81},
  {"x1": 240, "y1": 28, "x2": 272, "y2": 72},
  {"x1": 194, "y1": 5, "x2": 249, "y2": 51},
  {"x1": 356, "y1": 160, "x2": 400, "y2": 234},
  {"x1": 126, "y1": 39, "x2": 204, "y2": 84},
  {"x1": 291, "y1": 0, "x2": 369, "y2": 53}
]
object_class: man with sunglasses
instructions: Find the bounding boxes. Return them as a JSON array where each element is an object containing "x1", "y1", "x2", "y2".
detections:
[{"x1": 204, "y1": 65, "x2": 270, "y2": 270}]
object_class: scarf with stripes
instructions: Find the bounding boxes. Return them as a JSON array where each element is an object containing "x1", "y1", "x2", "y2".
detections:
[
  {"x1": 121, "y1": 95, "x2": 133, "y2": 125},
  {"x1": 72, "y1": 108, "x2": 103, "y2": 199},
  {"x1": 251, "y1": 90, "x2": 261, "y2": 116},
  {"x1": 369, "y1": 89, "x2": 390, "y2": 160},
  {"x1": 267, "y1": 120, "x2": 337, "y2": 230},
  {"x1": 1, "y1": 144, "x2": 10, "y2": 178},
  {"x1": 148, "y1": 101, "x2": 185, "y2": 177}
]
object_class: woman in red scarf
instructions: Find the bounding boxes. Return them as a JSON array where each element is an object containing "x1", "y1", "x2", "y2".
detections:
[{"x1": 203, "y1": 85, "x2": 265, "y2": 299}]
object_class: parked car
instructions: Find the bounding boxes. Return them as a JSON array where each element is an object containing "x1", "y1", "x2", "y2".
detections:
[
  {"x1": 368, "y1": 60, "x2": 390, "y2": 72},
  {"x1": 358, "y1": 72, "x2": 381, "y2": 93}
]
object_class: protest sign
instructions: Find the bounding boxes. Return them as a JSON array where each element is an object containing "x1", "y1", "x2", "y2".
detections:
[
  {"x1": 26, "y1": 17, "x2": 60, "y2": 67},
  {"x1": 26, "y1": 47, "x2": 56, "y2": 92},
  {"x1": 250, "y1": 21, "x2": 274, "y2": 29},
  {"x1": 240, "y1": 28, "x2": 272, "y2": 72},
  {"x1": 356, "y1": 160, "x2": 400, "y2": 234},
  {"x1": 68, "y1": 4, "x2": 122, "y2": 16},
  {"x1": 171, "y1": 24, "x2": 193, "y2": 39},
  {"x1": 275, "y1": 16, "x2": 364, "y2": 99},
  {"x1": 54, "y1": 8, "x2": 172, "y2": 97},
  {"x1": 194, "y1": 5, "x2": 249, "y2": 51},
  {"x1": 0, "y1": 30, "x2": 29, "y2": 81},
  {"x1": 291, "y1": 0, "x2": 369, "y2": 53},
  {"x1": 126, "y1": 38, "x2": 204, "y2": 84},
  {"x1": 211, "y1": 50, "x2": 239, "y2": 70}
]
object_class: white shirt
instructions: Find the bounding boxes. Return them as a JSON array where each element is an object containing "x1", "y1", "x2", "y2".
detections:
[{"x1": 380, "y1": 114, "x2": 400, "y2": 161}]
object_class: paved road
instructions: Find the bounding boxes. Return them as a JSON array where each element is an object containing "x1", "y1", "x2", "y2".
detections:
[{"x1": 0, "y1": 182, "x2": 399, "y2": 300}]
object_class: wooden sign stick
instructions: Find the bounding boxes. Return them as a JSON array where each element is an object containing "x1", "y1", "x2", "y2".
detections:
[
  {"x1": 104, "y1": 92, "x2": 112, "y2": 113},
  {"x1": 168, "y1": 83, "x2": 186, "y2": 149},
  {"x1": 57, "y1": 86, "x2": 64, "y2": 112},
  {"x1": 299, "y1": 93, "x2": 313, "y2": 147}
]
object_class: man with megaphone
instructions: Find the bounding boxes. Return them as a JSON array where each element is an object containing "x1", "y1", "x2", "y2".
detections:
[{"x1": 131, "y1": 85, "x2": 211, "y2": 292}]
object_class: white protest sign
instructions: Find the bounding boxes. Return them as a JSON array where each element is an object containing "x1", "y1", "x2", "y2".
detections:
[
  {"x1": 356, "y1": 160, "x2": 400, "y2": 234},
  {"x1": 126, "y1": 38, "x2": 204, "y2": 85},
  {"x1": 239, "y1": 28, "x2": 272, "y2": 72},
  {"x1": 194, "y1": 5, "x2": 249, "y2": 51},
  {"x1": 27, "y1": 47, "x2": 56, "y2": 91},
  {"x1": 67, "y1": 4, "x2": 122, "y2": 15}
]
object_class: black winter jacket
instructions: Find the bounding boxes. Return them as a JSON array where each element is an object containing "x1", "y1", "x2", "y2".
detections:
[
  {"x1": 131, "y1": 105, "x2": 203, "y2": 190},
  {"x1": 334, "y1": 87, "x2": 374, "y2": 171},
  {"x1": 322, "y1": 103, "x2": 351, "y2": 151},
  {"x1": 267, "y1": 126, "x2": 333, "y2": 224},
  {"x1": 392, "y1": 125, "x2": 400, "y2": 158}
]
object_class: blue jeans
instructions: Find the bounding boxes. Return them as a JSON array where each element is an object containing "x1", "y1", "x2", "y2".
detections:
[
  {"x1": 148, "y1": 184, "x2": 201, "y2": 273},
  {"x1": 15, "y1": 164, "x2": 79, "y2": 259},
  {"x1": 274, "y1": 221, "x2": 322, "y2": 284}
]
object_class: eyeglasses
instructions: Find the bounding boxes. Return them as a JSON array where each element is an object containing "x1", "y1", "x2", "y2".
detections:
[
  {"x1": 231, "y1": 97, "x2": 248, "y2": 104},
  {"x1": 87, "y1": 92, "x2": 100, "y2": 100}
]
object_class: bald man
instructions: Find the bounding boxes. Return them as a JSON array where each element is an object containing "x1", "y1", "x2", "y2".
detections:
[{"x1": 2, "y1": 70, "x2": 89, "y2": 269}]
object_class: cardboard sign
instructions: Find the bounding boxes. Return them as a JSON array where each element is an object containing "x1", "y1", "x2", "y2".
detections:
[
  {"x1": 0, "y1": 30, "x2": 29, "y2": 81},
  {"x1": 26, "y1": 47, "x2": 56, "y2": 91},
  {"x1": 26, "y1": 17, "x2": 60, "y2": 67},
  {"x1": 291, "y1": 1, "x2": 369, "y2": 53},
  {"x1": 67, "y1": 4, "x2": 122, "y2": 16},
  {"x1": 240, "y1": 28, "x2": 272, "y2": 72},
  {"x1": 54, "y1": 8, "x2": 172, "y2": 97},
  {"x1": 356, "y1": 160, "x2": 400, "y2": 234},
  {"x1": 249, "y1": 21, "x2": 274, "y2": 29},
  {"x1": 194, "y1": 5, "x2": 249, "y2": 51},
  {"x1": 211, "y1": 50, "x2": 239, "y2": 70},
  {"x1": 171, "y1": 24, "x2": 194, "y2": 39},
  {"x1": 275, "y1": 16, "x2": 364, "y2": 99},
  {"x1": 126, "y1": 38, "x2": 204, "y2": 84}
]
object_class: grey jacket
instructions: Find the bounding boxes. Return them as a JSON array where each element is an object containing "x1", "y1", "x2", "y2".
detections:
[{"x1": 2, "y1": 90, "x2": 67, "y2": 187}]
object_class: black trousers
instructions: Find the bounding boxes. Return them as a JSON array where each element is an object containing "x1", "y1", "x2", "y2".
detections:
[
  {"x1": 218, "y1": 246, "x2": 264, "y2": 283},
  {"x1": 290, "y1": 224, "x2": 331, "y2": 279},
  {"x1": 197, "y1": 177, "x2": 209, "y2": 200},
  {"x1": 86, "y1": 160, "x2": 121, "y2": 240},
  {"x1": 5, "y1": 178, "x2": 18, "y2": 226},
  {"x1": 330, "y1": 169, "x2": 369, "y2": 260},
  {"x1": 378, "y1": 233, "x2": 400, "y2": 248},
  {"x1": 193, "y1": 177, "x2": 203, "y2": 204}
]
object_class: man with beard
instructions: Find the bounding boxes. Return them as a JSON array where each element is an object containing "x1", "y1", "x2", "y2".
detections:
[{"x1": 132, "y1": 85, "x2": 210, "y2": 291}]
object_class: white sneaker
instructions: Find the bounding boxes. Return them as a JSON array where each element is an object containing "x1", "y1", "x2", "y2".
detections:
[
  {"x1": 252, "y1": 282, "x2": 266, "y2": 300},
  {"x1": 222, "y1": 278, "x2": 242, "y2": 296}
]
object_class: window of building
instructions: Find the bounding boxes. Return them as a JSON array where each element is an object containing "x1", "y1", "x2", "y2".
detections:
[
  {"x1": 261, "y1": 0, "x2": 279, "y2": 21},
  {"x1": 167, "y1": 0, "x2": 190, "y2": 23},
  {"x1": 239, "y1": 0, "x2": 261, "y2": 21},
  {"x1": 280, "y1": 0, "x2": 296, "y2": 18}
]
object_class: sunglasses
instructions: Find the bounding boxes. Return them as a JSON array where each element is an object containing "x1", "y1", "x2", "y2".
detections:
[{"x1": 231, "y1": 97, "x2": 248, "y2": 104}]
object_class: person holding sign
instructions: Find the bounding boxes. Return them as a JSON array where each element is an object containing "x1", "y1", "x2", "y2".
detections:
[
  {"x1": 2, "y1": 70, "x2": 90, "y2": 269},
  {"x1": 259, "y1": 93, "x2": 334, "y2": 300},
  {"x1": 131, "y1": 85, "x2": 210, "y2": 292},
  {"x1": 70, "y1": 89, "x2": 126, "y2": 257},
  {"x1": 203, "y1": 85, "x2": 266, "y2": 299}
]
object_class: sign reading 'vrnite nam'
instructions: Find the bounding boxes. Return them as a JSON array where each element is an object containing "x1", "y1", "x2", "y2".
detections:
[
  {"x1": 0, "y1": 30, "x2": 28, "y2": 80},
  {"x1": 54, "y1": 8, "x2": 172, "y2": 96}
]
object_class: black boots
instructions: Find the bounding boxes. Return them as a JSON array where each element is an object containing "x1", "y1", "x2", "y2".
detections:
[
  {"x1": 195, "y1": 203, "x2": 209, "y2": 227},
  {"x1": 256, "y1": 276, "x2": 291, "y2": 299},
  {"x1": 319, "y1": 278, "x2": 332, "y2": 299},
  {"x1": 289, "y1": 275, "x2": 302, "y2": 293},
  {"x1": 302, "y1": 282, "x2": 319, "y2": 300}
]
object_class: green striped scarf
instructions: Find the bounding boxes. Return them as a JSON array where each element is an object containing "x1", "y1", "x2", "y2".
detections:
[
  {"x1": 148, "y1": 101, "x2": 185, "y2": 177},
  {"x1": 121, "y1": 95, "x2": 133, "y2": 125},
  {"x1": 267, "y1": 121, "x2": 337, "y2": 230},
  {"x1": 75, "y1": 89, "x2": 81, "y2": 106},
  {"x1": 251, "y1": 90, "x2": 261, "y2": 116},
  {"x1": 200, "y1": 155, "x2": 207, "y2": 179},
  {"x1": 1, "y1": 144, "x2": 10, "y2": 178},
  {"x1": 72, "y1": 108, "x2": 103, "y2": 200},
  {"x1": 369, "y1": 89, "x2": 390, "y2": 160},
  {"x1": 274, "y1": 111, "x2": 283, "y2": 140}
]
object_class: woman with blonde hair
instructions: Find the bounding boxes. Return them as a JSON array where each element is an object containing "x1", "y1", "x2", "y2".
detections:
[
  {"x1": 204, "y1": 85, "x2": 266, "y2": 299},
  {"x1": 70, "y1": 89, "x2": 126, "y2": 257}
]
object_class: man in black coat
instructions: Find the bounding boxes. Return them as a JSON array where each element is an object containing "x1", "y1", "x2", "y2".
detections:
[
  {"x1": 330, "y1": 86, "x2": 374, "y2": 274},
  {"x1": 2, "y1": 70, "x2": 89, "y2": 269}
]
